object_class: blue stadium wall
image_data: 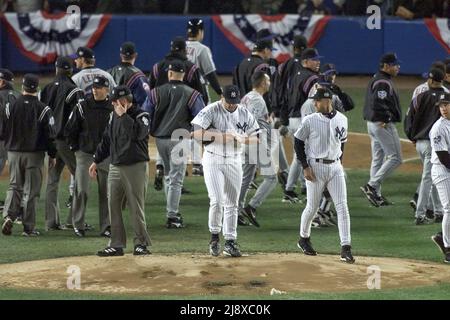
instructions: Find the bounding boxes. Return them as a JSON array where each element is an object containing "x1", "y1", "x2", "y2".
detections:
[{"x1": 0, "y1": 15, "x2": 447, "y2": 75}]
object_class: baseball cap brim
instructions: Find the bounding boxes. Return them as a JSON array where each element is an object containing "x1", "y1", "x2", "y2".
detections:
[
  {"x1": 69, "y1": 53, "x2": 78, "y2": 59},
  {"x1": 225, "y1": 97, "x2": 240, "y2": 104}
]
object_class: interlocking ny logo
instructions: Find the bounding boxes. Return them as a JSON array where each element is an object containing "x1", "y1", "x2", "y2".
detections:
[
  {"x1": 231, "y1": 91, "x2": 237, "y2": 98},
  {"x1": 335, "y1": 126, "x2": 345, "y2": 139},
  {"x1": 236, "y1": 122, "x2": 249, "y2": 132}
]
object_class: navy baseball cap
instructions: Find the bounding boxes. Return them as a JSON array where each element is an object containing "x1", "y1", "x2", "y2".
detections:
[
  {"x1": 301, "y1": 48, "x2": 323, "y2": 61},
  {"x1": 93, "y1": 76, "x2": 110, "y2": 88},
  {"x1": 111, "y1": 85, "x2": 132, "y2": 101},
  {"x1": 317, "y1": 74, "x2": 332, "y2": 86},
  {"x1": 428, "y1": 68, "x2": 445, "y2": 82},
  {"x1": 171, "y1": 36, "x2": 186, "y2": 51},
  {"x1": 321, "y1": 63, "x2": 338, "y2": 75},
  {"x1": 292, "y1": 35, "x2": 307, "y2": 50},
  {"x1": 120, "y1": 42, "x2": 136, "y2": 57},
  {"x1": 55, "y1": 56, "x2": 73, "y2": 70},
  {"x1": 22, "y1": 73, "x2": 39, "y2": 92},
  {"x1": 380, "y1": 52, "x2": 401, "y2": 65},
  {"x1": 71, "y1": 46, "x2": 95, "y2": 59},
  {"x1": 168, "y1": 60, "x2": 185, "y2": 73},
  {"x1": 311, "y1": 87, "x2": 332, "y2": 100},
  {"x1": 187, "y1": 18, "x2": 204, "y2": 32},
  {"x1": 437, "y1": 92, "x2": 450, "y2": 105},
  {"x1": 223, "y1": 85, "x2": 241, "y2": 104},
  {"x1": 0, "y1": 68, "x2": 14, "y2": 82},
  {"x1": 256, "y1": 28, "x2": 275, "y2": 41}
]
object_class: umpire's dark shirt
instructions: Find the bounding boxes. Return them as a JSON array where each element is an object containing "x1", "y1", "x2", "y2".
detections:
[
  {"x1": 93, "y1": 105, "x2": 150, "y2": 166},
  {"x1": 64, "y1": 96, "x2": 113, "y2": 154},
  {"x1": 0, "y1": 83, "x2": 19, "y2": 108},
  {"x1": 40, "y1": 74, "x2": 84, "y2": 140},
  {"x1": 404, "y1": 87, "x2": 445, "y2": 141},
  {"x1": 2, "y1": 95, "x2": 56, "y2": 157},
  {"x1": 363, "y1": 71, "x2": 401, "y2": 123},
  {"x1": 149, "y1": 52, "x2": 208, "y2": 104},
  {"x1": 273, "y1": 54, "x2": 302, "y2": 116},
  {"x1": 282, "y1": 65, "x2": 319, "y2": 125},
  {"x1": 233, "y1": 54, "x2": 270, "y2": 97}
]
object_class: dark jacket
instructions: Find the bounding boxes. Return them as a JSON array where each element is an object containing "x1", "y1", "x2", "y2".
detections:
[
  {"x1": 233, "y1": 54, "x2": 270, "y2": 97},
  {"x1": 282, "y1": 65, "x2": 319, "y2": 125},
  {"x1": 1, "y1": 95, "x2": 56, "y2": 157},
  {"x1": 64, "y1": 96, "x2": 113, "y2": 154},
  {"x1": 0, "y1": 84, "x2": 20, "y2": 140},
  {"x1": 40, "y1": 74, "x2": 84, "y2": 139},
  {"x1": 93, "y1": 105, "x2": 150, "y2": 166},
  {"x1": 149, "y1": 52, "x2": 208, "y2": 104},
  {"x1": 108, "y1": 62, "x2": 150, "y2": 108},
  {"x1": 404, "y1": 87, "x2": 445, "y2": 141},
  {"x1": 272, "y1": 54, "x2": 302, "y2": 116},
  {"x1": 363, "y1": 71, "x2": 401, "y2": 123},
  {"x1": 143, "y1": 80, "x2": 205, "y2": 138}
]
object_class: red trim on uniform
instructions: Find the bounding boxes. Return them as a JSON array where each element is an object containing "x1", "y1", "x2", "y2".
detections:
[
  {"x1": 212, "y1": 15, "x2": 250, "y2": 56},
  {"x1": 259, "y1": 15, "x2": 285, "y2": 22},
  {"x1": 308, "y1": 15, "x2": 331, "y2": 47},
  {"x1": 425, "y1": 18, "x2": 450, "y2": 53}
]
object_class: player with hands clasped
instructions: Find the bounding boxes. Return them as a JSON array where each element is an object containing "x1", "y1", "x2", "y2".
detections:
[{"x1": 294, "y1": 87, "x2": 354, "y2": 264}]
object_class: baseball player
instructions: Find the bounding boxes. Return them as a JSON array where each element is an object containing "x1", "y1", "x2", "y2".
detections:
[
  {"x1": 108, "y1": 42, "x2": 150, "y2": 108},
  {"x1": 186, "y1": 18, "x2": 223, "y2": 176},
  {"x1": 1, "y1": 74, "x2": 57, "y2": 237},
  {"x1": 412, "y1": 61, "x2": 448, "y2": 99},
  {"x1": 404, "y1": 68, "x2": 445, "y2": 225},
  {"x1": 429, "y1": 93, "x2": 450, "y2": 264},
  {"x1": 91, "y1": 85, "x2": 151, "y2": 257},
  {"x1": 40, "y1": 56, "x2": 84, "y2": 231},
  {"x1": 143, "y1": 61, "x2": 205, "y2": 229},
  {"x1": 72, "y1": 47, "x2": 116, "y2": 96},
  {"x1": 280, "y1": 48, "x2": 323, "y2": 203},
  {"x1": 361, "y1": 53, "x2": 403, "y2": 207},
  {"x1": 64, "y1": 76, "x2": 113, "y2": 238},
  {"x1": 295, "y1": 87, "x2": 354, "y2": 263},
  {"x1": 239, "y1": 71, "x2": 278, "y2": 228},
  {"x1": 191, "y1": 85, "x2": 259, "y2": 257}
]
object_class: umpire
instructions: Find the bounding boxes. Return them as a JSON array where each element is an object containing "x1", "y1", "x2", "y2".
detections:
[
  {"x1": 361, "y1": 52, "x2": 402, "y2": 207},
  {"x1": 0, "y1": 69, "x2": 19, "y2": 181},
  {"x1": 108, "y1": 42, "x2": 150, "y2": 108},
  {"x1": 91, "y1": 85, "x2": 151, "y2": 256},
  {"x1": 143, "y1": 61, "x2": 205, "y2": 229},
  {"x1": 40, "y1": 56, "x2": 84, "y2": 231},
  {"x1": 1, "y1": 74, "x2": 57, "y2": 237},
  {"x1": 65, "y1": 76, "x2": 113, "y2": 237}
]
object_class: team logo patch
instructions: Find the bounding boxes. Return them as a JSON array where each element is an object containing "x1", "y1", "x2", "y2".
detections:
[
  {"x1": 49, "y1": 116, "x2": 55, "y2": 126},
  {"x1": 434, "y1": 135, "x2": 442, "y2": 144},
  {"x1": 142, "y1": 117, "x2": 149, "y2": 126},
  {"x1": 377, "y1": 90, "x2": 387, "y2": 100},
  {"x1": 231, "y1": 91, "x2": 237, "y2": 98},
  {"x1": 335, "y1": 126, "x2": 346, "y2": 139},
  {"x1": 236, "y1": 122, "x2": 249, "y2": 132}
]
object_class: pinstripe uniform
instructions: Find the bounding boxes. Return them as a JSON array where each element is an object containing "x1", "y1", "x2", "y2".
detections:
[
  {"x1": 295, "y1": 111, "x2": 351, "y2": 246},
  {"x1": 430, "y1": 117, "x2": 450, "y2": 248},
  {"x1": 191, "y1": 101, "x2": 259, "y2": 240}
]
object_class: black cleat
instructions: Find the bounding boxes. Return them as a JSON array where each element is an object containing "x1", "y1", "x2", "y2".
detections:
[
  {"x1": 360, "y1": 184, "x2": 381, "y2": 207},
  {"x1": 340, "y1": 245, "x2": 355, "y2": 264},
  {"x1": 2, "y1": 217, "x2": 13, "y2": 236},
  {"x1": 166, "y1": 215, "x2": 184, "y2": 229},
  {"x1": 192, "y1": 164, "x2": 204, "y2": 176},
  {"x1": 311, "y1": 216, "x2": 325, "y2": 228},
  {"x1": 242, "y1": 205, "x2": 260, "y2": 228},
  {"x1": 209, "y1": 240, "x2": 220, "y2": 257},
  {"x1": 415, "y1": 216, "x2": 434, "y2": 225},
  {"x1": 237, "y1": 212, "x2": 251, "y2": 226},
  {"x1": 181, "y1": 187, "x2": 191, "y2": 194},
  {"x1": 74, "y1": 228, "x2": 85, "y2": 237},
  {"x1": 154, "y1": 166, "x2": 164, "y2": 191},
  {"x1": 277, "y1": 171, "x2": 288, "y2": 191},
  {"x1": 22, "y1": 230, "x2": 40, "y2": 237},
  {"x1": 223, "y1": 240, "x2": 242, "y2": 257},
  {"x1": 431, "y1": 232, "x2": 446, "y2": 255},
  {"x1": 318, "y1": 210, "x2": 336, "y2": 226},
  {"x1": 65, "y1": 195, "x2": 73, "y2": 208},
  {"x1": 297, "y1": 237, "x2": 317, "y2": 256},
  {"x1": 445, "y1": 251, "x2": 450, "y2": 264},
  {"x1": 426, "y1": 210, "x2": 435, "y2": 220},
  {"x1": 100, "y1": 226, "x2": 111, "y2": 238},
  {"x1": 409, "y1": 193, "x2": 418, "y2": 211},
  {"x1": 435, "y1": 214, "x2": 443, "y2": 223},
  {"x1": 134, "y1": 244, "x2": 151, "y2": 256},
  {"x1": 97, "y1": 247, "x2": 124, "y2": 257},
  {"x1": 378, "y1": 195, "x2": 393, "y2": 206},
  {"x1": 282, "y1": 190, "x2": 300, "y2": 203}
]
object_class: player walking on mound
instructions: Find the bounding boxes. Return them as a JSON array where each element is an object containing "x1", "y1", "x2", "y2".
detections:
[{"x1": 294, "y1": 88, "x2": 354, "y2": 264}]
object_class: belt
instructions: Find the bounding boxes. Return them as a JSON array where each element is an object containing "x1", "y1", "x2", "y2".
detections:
[{"x1": 314, "y1": 159, "x2": 337, "y2": 164}]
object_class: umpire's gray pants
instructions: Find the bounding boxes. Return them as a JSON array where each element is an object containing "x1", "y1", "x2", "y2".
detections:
[
  {"x1": 108, "y1": 162, "x2": 150, "y2": 249},
  {"x1": 367, "y1": 121, "x2": 402, "y2": 194},
  {"x1": 0, "y1": 140, "x2": 7, "y2": 175},
  {"x1": 45, "y1": 139, "x2": 76, "y2": 228},
  {"x1": 156, "y1": 138, "x2": 189, "y2": 218},
  {"x1": 4, "y1": 151, "x2": 44, "y2": 231},
  {"x1": 72, "y1": 151, "x2": 110, "y2": 233},
  {"x1": 286, "y1": 117, "x2": 305, "y2": 191},
  {"x1": 415, "y1": 140, "x2": 443, "y2": 218}
]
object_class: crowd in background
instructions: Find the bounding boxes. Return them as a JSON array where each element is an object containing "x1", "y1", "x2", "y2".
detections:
[{"x1": 1, "y1": 0, "x2": 449, "y2": 19}]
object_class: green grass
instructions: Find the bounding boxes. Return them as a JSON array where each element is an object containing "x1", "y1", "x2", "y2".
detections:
[{"x1": 1, "y1": 83, "x2": 446, "y2": 299}]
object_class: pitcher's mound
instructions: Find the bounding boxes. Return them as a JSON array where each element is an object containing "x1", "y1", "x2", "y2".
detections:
[{"x1": 0, "y1": 253, "x2": 448, "y2": 296}]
